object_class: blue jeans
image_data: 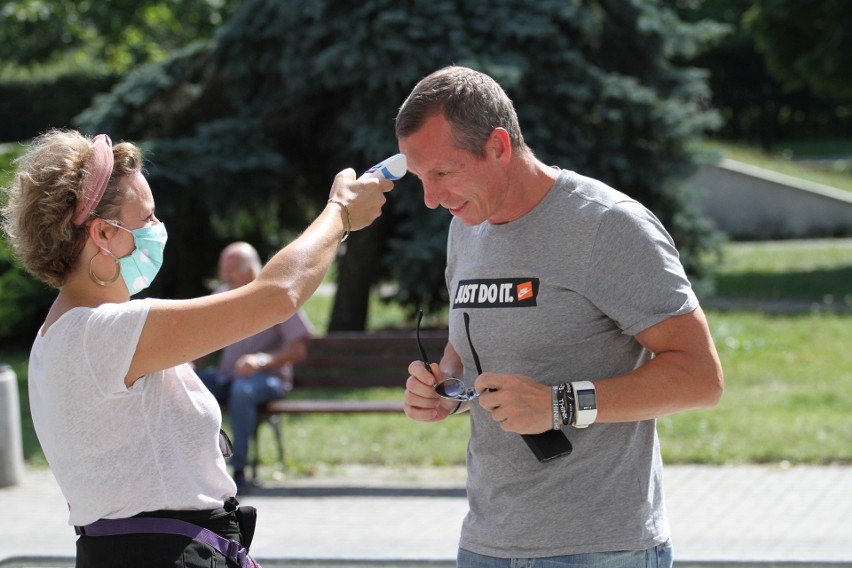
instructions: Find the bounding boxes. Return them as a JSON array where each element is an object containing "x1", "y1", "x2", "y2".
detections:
[
  {"x1": 199, "y1": 370, "x2": 286, "y2": 471},
  {"x1": 457, "y1": 540, "x2": 673, "y2": 568}
]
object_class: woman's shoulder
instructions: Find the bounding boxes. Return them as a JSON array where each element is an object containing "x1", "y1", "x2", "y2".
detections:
[{"x1": 44, "y1": 299, "x2": 154, "y2": 337}]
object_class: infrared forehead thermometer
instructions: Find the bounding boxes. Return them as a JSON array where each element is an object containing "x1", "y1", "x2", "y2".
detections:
[{"x1": 361, "y1": 153, "x2": 407, "y2": 180}]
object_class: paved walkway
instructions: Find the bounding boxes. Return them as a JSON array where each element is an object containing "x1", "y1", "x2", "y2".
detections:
[{"x1": 2, "y1": 464, "x2": 851, "y2": 564}]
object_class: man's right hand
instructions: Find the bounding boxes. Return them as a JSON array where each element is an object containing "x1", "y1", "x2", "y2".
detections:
[{"x1": 403, "y1": 360, "x2": 459, "y2": 422}]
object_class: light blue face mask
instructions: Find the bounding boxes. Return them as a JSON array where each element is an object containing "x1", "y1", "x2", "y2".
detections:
[{"x1": 110, "y1": 222, "x2": 168, "y2": 296}]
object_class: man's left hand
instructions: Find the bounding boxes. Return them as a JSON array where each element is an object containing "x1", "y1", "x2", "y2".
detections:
[{"x1": 475, "y1": 373, "x2": 552, "y2": 434}]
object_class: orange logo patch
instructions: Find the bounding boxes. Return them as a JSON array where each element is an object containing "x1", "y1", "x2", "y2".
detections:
[{"x1": 516, "y1": 281, "x2": 534, "y2": 301}]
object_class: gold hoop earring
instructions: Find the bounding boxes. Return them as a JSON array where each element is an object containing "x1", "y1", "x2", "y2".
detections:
[{"x1": 89, "y1": 249, "x2": 121, "y2": 287}]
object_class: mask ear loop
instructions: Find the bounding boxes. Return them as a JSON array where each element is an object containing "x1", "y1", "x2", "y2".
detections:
[{"x1": 89, "y1": 248, "x2": 121, "y2": 286}]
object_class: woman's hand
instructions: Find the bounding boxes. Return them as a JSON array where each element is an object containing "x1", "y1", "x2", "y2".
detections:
[{"x1": 327, "y1": 169, "x2": 394, "y2": 232}]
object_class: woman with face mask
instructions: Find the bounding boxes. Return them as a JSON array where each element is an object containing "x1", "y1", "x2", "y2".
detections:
[{"x1": 1, "y1": 129, "x2": 394, "y2": 567}]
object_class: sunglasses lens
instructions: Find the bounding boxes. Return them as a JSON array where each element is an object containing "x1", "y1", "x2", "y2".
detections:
[{"x1": 218, "y1": 429, "x2": 233, "y2": 458}]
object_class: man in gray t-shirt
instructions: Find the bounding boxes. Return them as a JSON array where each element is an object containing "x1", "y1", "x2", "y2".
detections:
[
  {"x1": 198, "y1": 242, "x2": 312, "y2": 489},
  {"x1": 396, "y1": 66, "x2": 723, "y2": 567}
]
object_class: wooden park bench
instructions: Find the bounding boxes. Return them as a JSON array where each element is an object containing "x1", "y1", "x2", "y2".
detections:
[{"x1": 247, "y1": 329, "x2": 448, "y2": 477}]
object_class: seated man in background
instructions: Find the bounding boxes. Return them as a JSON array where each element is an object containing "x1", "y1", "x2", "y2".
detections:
[{"x1": 197, "y1": 241, "x2": 312, "y2": 490}]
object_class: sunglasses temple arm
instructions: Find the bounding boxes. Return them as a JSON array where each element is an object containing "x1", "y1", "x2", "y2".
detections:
[
  {"x1": 464, "y1": 312, "x2": 483, "y2": 375},
  {"x1": 416, "y1": 309, "x2": 434, "y2": 374}
]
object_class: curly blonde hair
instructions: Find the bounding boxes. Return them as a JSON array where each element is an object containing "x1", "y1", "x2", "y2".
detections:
[{"x1": 1, "y1": 129, "x2": 143, "y2": 288}]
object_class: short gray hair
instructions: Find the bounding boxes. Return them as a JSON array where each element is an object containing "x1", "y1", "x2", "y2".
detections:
[
  {"x1": 395, "y1": 65, "x2": 527, "y2": 156},
  {"x1": 223, "y1": 241, "x2": 262, "y2": 277}
]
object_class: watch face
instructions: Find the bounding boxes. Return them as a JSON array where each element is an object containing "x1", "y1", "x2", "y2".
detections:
[{"x1": 576, "y1": 389, "x2": 597, "y2": 411}]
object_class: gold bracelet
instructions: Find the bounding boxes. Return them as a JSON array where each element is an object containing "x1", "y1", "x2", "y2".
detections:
[{"x1": 327, "y1": 199, "x2": 351, "y2": 243}]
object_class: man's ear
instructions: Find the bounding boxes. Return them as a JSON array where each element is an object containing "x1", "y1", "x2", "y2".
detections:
[{"x1": 487, "y1": 128, "x2": 512, "y2": 165}]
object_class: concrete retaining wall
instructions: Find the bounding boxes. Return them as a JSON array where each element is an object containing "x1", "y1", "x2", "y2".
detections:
[{"x1": 686, "y1": 159, "x2": 852, "y2": 240}]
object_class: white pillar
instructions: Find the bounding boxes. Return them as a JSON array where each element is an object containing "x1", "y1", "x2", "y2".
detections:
[{"x1": 0, "y1": 363, "x2": 25, "y2": 487}]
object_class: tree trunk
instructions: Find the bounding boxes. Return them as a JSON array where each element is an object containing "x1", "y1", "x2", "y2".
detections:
[{"x1": 328, "y1": 218, "x2": 387, "y2": 331}]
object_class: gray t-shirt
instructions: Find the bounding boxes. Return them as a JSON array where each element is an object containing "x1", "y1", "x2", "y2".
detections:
[{"x1": 446, "y1": 169, "x2": 698, "y2": 557}]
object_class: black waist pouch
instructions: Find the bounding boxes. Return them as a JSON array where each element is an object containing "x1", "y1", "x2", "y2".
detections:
[{"x1": 235, "y1": 505, "x2": 257, "y2": 551}]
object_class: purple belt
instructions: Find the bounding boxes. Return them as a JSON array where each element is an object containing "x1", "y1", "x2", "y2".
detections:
[{"x1": 75, "y1": 516, "x2": 261, "y2": 568}]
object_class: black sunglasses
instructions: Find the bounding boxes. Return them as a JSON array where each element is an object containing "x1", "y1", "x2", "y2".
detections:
[
  {"x1": 416, "y1": 309, "x2": 433, "y2": 374},
  {"x1": 416, "y1": 310, "x2": 482, "y2": 374},
  {"x1": 218, "y1": 429, "x2": 233, "y2": 458}
]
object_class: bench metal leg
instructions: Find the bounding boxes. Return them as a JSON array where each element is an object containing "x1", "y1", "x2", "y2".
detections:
[
  {"x1": 250, "y1": 420, "x2": 260, "y2": 483},
  {"x1": 250, "y1": 411, "x2": 286, "y2": 483},
  {"x1": 268, "y1": 414, "x2": 285, "y2": 465}
]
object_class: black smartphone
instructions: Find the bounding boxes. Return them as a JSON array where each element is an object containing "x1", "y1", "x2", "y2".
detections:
[
  {"x1": 522, "y1": 430, "x2": 573, "y2": 462},
  {"x1": 462, "y1": 312, "x2": 573, "y2": 463}
]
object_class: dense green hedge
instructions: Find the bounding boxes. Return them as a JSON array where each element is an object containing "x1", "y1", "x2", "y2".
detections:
[
  {"x1": 0, "y1": 147, "x2": 53, "y2": 347},
  {"x1": 0, "y1": 69, "x2": 121, "y2": 347},
  {"x1": 0, "y1": 71, "x2": 117, "y2": 143}
]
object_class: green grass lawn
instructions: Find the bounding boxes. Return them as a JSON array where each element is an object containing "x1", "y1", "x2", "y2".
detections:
[
  {"x1": 245, "y1": 309, "x2": 851, "y2": 470},
  {"x1": 709, "y1": 239, "x2": 852, "y2": 305},
  {"x1": 300, "y1": 286, "x2": 413, "y2": 336},
  {"x1": 659, "y1": 310, "x2": 851, "y2": 464}
]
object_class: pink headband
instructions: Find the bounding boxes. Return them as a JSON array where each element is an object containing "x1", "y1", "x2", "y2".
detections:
[{"x1": 73, "y1": 134, "x2": 114, "y2": 226}]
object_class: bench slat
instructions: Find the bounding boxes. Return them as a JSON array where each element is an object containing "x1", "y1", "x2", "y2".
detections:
[
  {"x1": 260, "y1": 399, "x2": 404, "y2": 414},
  {"x1": 298, "y1": 355, "x2": 420, "y2": 367},
  {"x1": 294, "y1": 377, "x2": 407, "y2": 389},
  {"x1": 293, "y1": 330, "x2": 448, "y2": 389},
  {"x1": 305, "y1": 331, "x2": 446, "y2": 351}
]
